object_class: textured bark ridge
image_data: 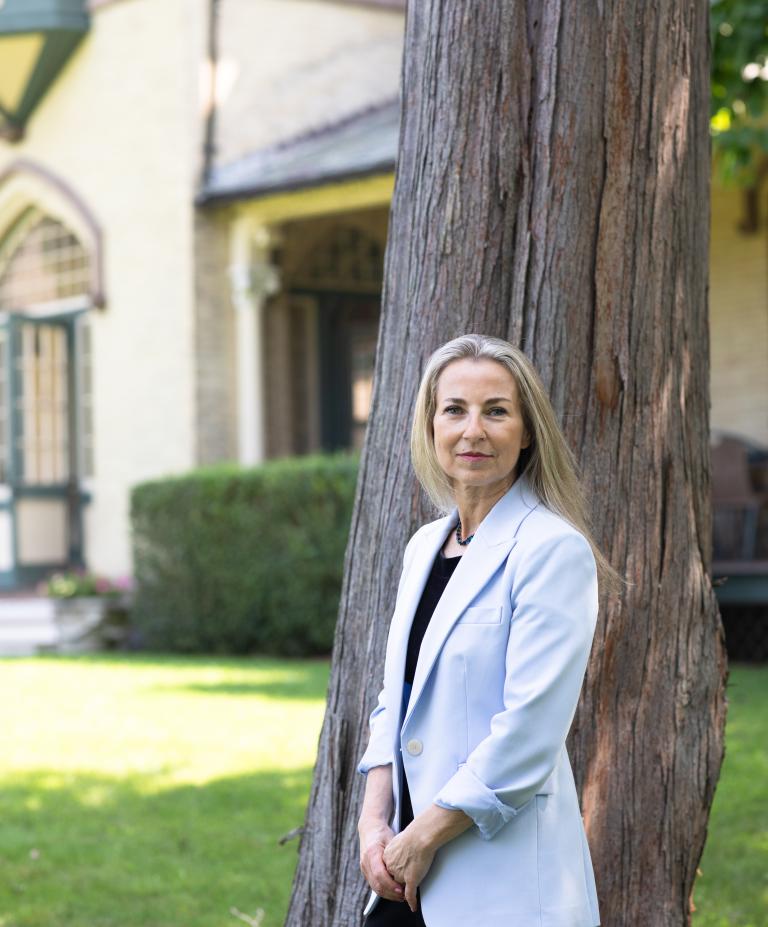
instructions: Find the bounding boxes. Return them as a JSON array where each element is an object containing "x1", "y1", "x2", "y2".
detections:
[{"x1": 286, "y1": 2, "x2": 727, "y2": 925}]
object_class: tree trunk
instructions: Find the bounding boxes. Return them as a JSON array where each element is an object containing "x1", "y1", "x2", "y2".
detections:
[{"x1": 286, "y1": 2, "x2": 727, "y2": 925}]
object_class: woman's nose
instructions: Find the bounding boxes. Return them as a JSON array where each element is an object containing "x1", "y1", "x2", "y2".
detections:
[{"x1": 462, "y1": 413, "x2": 485, "y2": 438}]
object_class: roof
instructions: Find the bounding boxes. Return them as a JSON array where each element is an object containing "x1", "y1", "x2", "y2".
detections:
[{"x1": 198, "y1": 98, "x2": 400, "y2": 205}]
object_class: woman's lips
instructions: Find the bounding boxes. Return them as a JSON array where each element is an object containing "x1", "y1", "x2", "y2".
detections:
[{"x1": 458, "y1": 453, "x2": 491, "y2": 458}]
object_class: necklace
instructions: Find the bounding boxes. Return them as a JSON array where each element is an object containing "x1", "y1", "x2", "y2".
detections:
[{"x1": 456, "y1": 520, "x2": 474, "y2": 546}]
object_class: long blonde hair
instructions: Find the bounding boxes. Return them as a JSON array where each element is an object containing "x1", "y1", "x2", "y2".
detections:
[{"x1": 410, "y1": 334, "x2": 621, "y2": 594}]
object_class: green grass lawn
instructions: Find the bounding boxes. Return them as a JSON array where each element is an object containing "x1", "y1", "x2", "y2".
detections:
[
  {"x1": 0, "y1": 655, "x2": 764, "y2": 927},
  {"x1": 693, "y1": 664, "x2": 768, "y2": 927},
  {"x1": 0, "y1": 654, "x2": 329, "y2": 927}
]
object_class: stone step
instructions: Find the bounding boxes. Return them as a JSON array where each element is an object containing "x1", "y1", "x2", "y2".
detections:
[
  {"x1": 0, "y1": 641, "x2": 52, "y2": 657},
  {"x1": 0, "y1": 598, "x2": 57, "y2": 654},
  {"x1": 0, "y1": 598, "x2": 54, "y2": 620}
]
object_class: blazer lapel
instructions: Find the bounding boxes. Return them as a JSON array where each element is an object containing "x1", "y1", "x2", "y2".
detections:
[{"x1": 402, "y1": 472, "x2": 539, "y2": 730}]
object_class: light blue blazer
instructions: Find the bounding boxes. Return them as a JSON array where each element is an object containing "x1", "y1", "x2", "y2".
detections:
[{"x1": 357, "y1": 472, "x2": 601, "y2": 927}]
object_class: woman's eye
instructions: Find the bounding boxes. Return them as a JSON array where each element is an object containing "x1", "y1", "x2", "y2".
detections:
[
  {"x1": 487, "y1": 407, "x2": 507, "y2": 416},
  {"x1": 444, "y1": 405, "x2": 463, "y2": 414}
]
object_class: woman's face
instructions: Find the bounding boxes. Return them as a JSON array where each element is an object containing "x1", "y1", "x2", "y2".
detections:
[{"x1": 432, "y1": 358, "x2": 531, "y2": 494}]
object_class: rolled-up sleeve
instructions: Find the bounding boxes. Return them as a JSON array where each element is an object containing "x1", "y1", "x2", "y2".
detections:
[
  {"x1": 433, "y1": 530, "x2": 598, "y2": 840},
  {"x1": 357, "y1": 684, "x2": 394, "y2": 775}
]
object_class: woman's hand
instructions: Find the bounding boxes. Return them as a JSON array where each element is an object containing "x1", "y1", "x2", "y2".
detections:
[
  {"x1": 381, "y1": 825, "x2": 436, "y2": 913},
  {"x1": 358, "y1": 765, "x2": 404, "y2": 902},
  {"x1": 358, "y1": 819, "x2": 405, "y2": 902}
]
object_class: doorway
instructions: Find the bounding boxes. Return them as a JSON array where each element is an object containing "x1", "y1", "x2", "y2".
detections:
[
  {"x1": 0, "y1": 313, "x2": 85, "y2": 587},
  {"x1": 316, "y1": 294, "x2": 379, "y2": 452}
]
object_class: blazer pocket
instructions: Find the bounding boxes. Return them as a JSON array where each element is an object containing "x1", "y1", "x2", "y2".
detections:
[{"x1": 457, "y1": 606, "x2": 503, "y2": 625}]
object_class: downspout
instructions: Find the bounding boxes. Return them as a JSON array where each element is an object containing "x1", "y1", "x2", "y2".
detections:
[{"x1": 201, "y1": 0, "x2": 221, "y2": 187}]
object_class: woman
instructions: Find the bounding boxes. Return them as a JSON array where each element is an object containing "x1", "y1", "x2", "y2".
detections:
[{"x1": 356, "y1": 334, "x2": 616, "y2": 927}]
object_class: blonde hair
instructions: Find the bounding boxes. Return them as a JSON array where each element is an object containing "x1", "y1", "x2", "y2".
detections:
[{"x1": 410, "y1": 334, "x2": 622, "y2": 594}]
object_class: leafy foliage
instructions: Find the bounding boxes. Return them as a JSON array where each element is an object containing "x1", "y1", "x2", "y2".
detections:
[
  {"x1": 710, "y1": 0, "x2": 768, "y2": 183},
  {"x1": 130, "y1": 452, "x2": 358, "y2": 656},
  {"x1": 38, "y1": 569, "x2": 130, "y2": 599}
]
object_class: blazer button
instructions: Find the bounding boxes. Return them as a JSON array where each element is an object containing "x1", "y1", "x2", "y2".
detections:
[{"x1": 406, "y1": 738, "x2": 423, "y2": 756}]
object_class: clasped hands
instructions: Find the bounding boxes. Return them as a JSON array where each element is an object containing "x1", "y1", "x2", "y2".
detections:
[{"x1": 358, "y1": 819, "x2": 436, "y2": 913}]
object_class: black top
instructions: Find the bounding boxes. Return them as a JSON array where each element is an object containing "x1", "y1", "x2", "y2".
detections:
[
  {"x1": 399, "y1": 549, "x2": 462, "y2": 831},
  {"x1": 403, "y1": 549, "x2": 462, "y2": 685}
]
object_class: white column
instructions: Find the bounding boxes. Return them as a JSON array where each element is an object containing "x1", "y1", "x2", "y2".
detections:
[{"x1": 229, "y1": 220, "x2": 280, "y2": 466}]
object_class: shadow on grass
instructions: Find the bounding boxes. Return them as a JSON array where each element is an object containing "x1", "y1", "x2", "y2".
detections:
[
  {"x1": 0, "y1": 767, "x2": 313, "y2": 927},
  {"x1": 151, "y1": 677, "x2": 331, "y2": 701}
]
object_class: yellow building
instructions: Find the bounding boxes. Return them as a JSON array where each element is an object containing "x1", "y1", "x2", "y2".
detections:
[{"x1": 0, "y1": 0, "x2": 403, "y2": 587}]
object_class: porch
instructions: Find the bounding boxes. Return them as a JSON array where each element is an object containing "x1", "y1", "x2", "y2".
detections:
[{"x1": 712, "y1": 432, "x2": 768, "y2": 660}]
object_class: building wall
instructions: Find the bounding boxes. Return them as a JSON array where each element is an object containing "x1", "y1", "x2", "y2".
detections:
[
  {"x1": 214, "y1": 0, "x2": 404, "y2": 166},
  {"x1": 710, "y1": 183, "x2": 768, "y2": 447},
  {"x1": 0, "y1": 0, "x2": 207, "y2": 575},
  {"x1": 193, "y1": 207, "x2": 239, "y2": 464}
]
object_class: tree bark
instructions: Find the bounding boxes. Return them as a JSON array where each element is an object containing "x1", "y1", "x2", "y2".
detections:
[{"x1": 285, "y1": 2, "x2": 727, "y2": 925}]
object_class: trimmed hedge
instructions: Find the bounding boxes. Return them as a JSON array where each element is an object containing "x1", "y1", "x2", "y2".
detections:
[{"x1": 130, "y1": 452, "x2": 358, "y2": 656}]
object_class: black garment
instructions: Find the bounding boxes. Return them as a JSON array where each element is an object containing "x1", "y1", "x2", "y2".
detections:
[
  {"x1": 364, "y1": 549, "x2": 461, "y2": 927},
  {"x1": 364, "y1": 896, "x2": 427, "y2": 927},
  {"x1": 399, "y1": 550, "x2": 461, "y2": 831},
  {"x1": 403, "y1": 549, "x2": 462, "y2": 685}
]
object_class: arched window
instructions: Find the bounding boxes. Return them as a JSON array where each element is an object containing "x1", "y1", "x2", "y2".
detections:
[
  {"x1": 0, "y1": 207, "x2": 94, "y2": 482},
  {"x1": 0, "y1": 164, "x2": 103, "y2": 578},
  {"x1": 0, "y1": 207, "x2": 91, "y2": 310}
]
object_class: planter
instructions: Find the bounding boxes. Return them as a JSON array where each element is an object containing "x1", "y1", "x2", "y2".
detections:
[{"x1": 52, "y1": 596, "x2": 108, "y2": 653}]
